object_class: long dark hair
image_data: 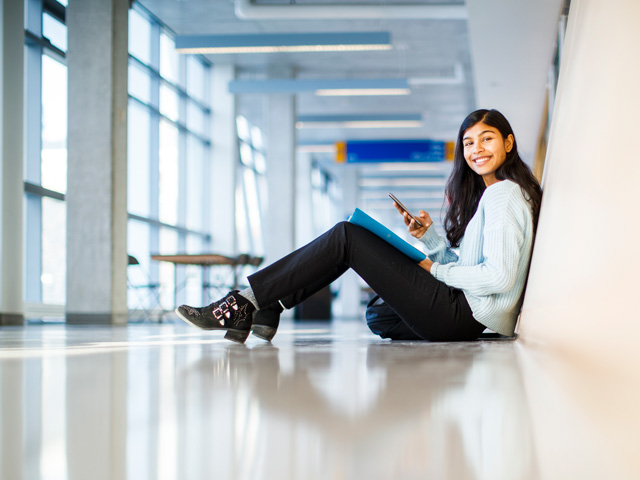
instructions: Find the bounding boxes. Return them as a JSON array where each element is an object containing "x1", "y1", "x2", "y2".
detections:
[{"x1": 443, "y1": 109, "x2": 542, "y2": 247}]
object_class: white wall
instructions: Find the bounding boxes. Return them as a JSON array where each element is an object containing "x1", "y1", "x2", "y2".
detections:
[{"x1": 518, "y1": 0, "x2": 640, "y2": 374}]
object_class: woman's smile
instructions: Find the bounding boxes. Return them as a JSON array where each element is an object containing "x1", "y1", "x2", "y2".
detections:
[
  {"x1": 472, "y1": 155, "x2": 491, "y2": 166},
  {"x1": 462, "y1": 121, "x2": 514, "y2": 186}
]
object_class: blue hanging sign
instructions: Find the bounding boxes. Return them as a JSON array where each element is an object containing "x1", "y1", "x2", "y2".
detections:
[{"x1": 335, "y1": 139, "x2": 453, "y2": 163}]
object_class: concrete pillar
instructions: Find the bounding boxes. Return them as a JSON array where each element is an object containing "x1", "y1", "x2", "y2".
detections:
[
  {"x1": 337, "y1": 167, "x2": 362, "y2": 318},
  {"x1": 0, "y1": 0, "x2": 25, "y2": 325},
  {"x1": 294, "y1": 151, "x2": 314, "y2": 248},
  {"x1": 66, "y1": 0, "x2": 129, "y2": 324},
  {"x1": 210, "y1": 64, "x2": 237, "y2": 255},
  {"x1": 263, "y1": 68, "x2": 296, "y2": 266}
]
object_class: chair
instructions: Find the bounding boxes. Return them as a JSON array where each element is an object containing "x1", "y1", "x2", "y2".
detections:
[{"x1": 127, "y1": 255, "x2": 165, "y2": 322}]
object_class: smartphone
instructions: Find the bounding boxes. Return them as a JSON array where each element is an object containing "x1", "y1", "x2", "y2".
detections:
[{"x1": 389, "y1": 193, "x2": 424, "y2": 227}]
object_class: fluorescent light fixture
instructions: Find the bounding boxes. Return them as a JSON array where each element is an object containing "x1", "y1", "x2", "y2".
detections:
[
  {"x1": 315, "y1": 88, "x2": 410, "y2": 96},
  {"x1": 296, "y1": 144, "x2": 336, "y2": 153},
  {"x1": 297, "y1": 121, "x2": 422, "y2": 129},
  {"x1": 296, "y1": 140, "x2": 336, "y2": 153},
  {"x1": 359, "y1": 178, "x2": 446, "y2": 187},
  {"x1": 375, "y1": 162, "x2": 453, "y2": 171},
  {"x1": 296, "y1": 114, "x2": 422, "y2": 129},
  {"x1": 361, "y1": 190, "x2": 445, "y2": 200},
  {"x1": 229, "y1": 78, "x2": 409, "y2": 95},
  {"x1": 175, "y1": 32, "x2": 392, "y2": 54}
]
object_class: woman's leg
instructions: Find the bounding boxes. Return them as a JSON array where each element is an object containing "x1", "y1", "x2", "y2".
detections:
[{"x1": 248, "y1": 222, "x2": 484, "y2": 341}]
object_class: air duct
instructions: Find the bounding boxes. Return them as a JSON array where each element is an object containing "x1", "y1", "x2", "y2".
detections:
[{"x1": 235, "y1": 0, "x2": 467, "y2": 20}]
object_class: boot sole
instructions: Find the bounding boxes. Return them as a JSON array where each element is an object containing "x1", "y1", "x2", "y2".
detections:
[{"x1": 252, "y1": 325, "x2": 277, "y2": 342}]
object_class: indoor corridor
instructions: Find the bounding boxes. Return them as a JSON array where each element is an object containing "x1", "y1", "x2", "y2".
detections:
[{"x1": 1, "y1": 317, "x2": 637, "y2": 480}]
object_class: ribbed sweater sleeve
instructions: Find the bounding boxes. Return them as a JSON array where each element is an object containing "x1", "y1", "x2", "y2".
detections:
[
  {"x1": 418, "y1": 226, "x2": 459, "y2": 264},
  {"x1": 418, "y1": 180, "x2": 534, "y2": 336}
]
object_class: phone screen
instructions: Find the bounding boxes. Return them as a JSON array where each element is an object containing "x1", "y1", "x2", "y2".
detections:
[{"x1": 389, "y1": 193, "x2": 424, "y2": 227}]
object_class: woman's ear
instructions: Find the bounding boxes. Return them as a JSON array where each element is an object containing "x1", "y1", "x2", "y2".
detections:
[{"x1": 505, "y1": 134, "x2": 514, "y2": 153}]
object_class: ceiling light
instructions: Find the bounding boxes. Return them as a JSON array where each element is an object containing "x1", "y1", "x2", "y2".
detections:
[
  {"x1": 297, "y1": 121, "x2": 422, "y2": 129},
  {"x1": 376, "y1": 163, "x2": 453, "y2": 171},
  {"x1": 229, "y1": 78, "x2": 409, "y2": 95},
  {"x1": 315, "y1": 88, "x2": 410, "y2": 96},
  {"x1": 296, "y1": 114, "x2": 422, "y2": 129},
  {"x1": 175, "y1": 32, "x2": 392, "y2": 54},
  {"x1": 359, "y1": 178, "x2": 447, "y2": 188},
  {"x1": 296, "y1": 144, "x2": 336, "y2": 153}
]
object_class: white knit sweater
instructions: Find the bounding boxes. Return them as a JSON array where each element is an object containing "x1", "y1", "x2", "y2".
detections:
[{"x1": 419, "y1": 180, "x2": 534, "y2": 336}]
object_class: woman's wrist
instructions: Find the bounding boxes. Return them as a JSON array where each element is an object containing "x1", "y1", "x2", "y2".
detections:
[{"x1": 418, "y1": 257, "x2": 433, "y2": 272}]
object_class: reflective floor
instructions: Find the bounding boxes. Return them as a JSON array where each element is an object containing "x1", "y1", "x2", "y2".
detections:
[{"x1": 1, "y1": 318, "x2": 638, "y2": 480}]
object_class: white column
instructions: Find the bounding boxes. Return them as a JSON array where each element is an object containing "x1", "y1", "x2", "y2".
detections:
[
  {"x1": 209, "y1": 64, "x2": 237, "y2": 255},
  {"x1": 0, "y1": 0, "x2": 24, "y2": 325},
  {"x1": 294, "y1": 151, "x2": 314, "y2": 248},
  {"x1": 264, "y1": 69, "x2": 296, "y2": 266},
  {"x1": 66, "y1": 0, "x2": 129, "y2": 324},
  {"x1": 336, "y1": 166, "x2": 362, "y2": 318}
]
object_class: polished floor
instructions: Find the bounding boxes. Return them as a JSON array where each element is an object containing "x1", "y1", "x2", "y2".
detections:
[{"x1": 1, "y1": 317, "x2": 638, "y2": 480}]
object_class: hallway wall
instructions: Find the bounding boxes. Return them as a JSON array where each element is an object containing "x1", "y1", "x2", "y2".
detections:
[{"x1": 518, "y1": 0, "x2": 640, "y2": 373}]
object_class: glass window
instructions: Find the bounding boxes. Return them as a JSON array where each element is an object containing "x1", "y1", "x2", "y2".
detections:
[
  {"x1": 127, "y1": 219, "x2": 152, "y2": 309},
  {"x1": 41, "y1": 54, "x2": 68, "y2": 194},
  {"x1": 184, "y1": 235, "x2": 203, "y2": 306},
  {"x1": 186, "y1": 56, "x2": 206, "y2": 103},
  {"x1": 235, "y1": 183, "x2": 251, "y2": 253},
  {"x1": 158, "y1": 120, "x2": 179, "y2": 225},
  {"x1": 239, "y1": 142, "x2": 253, "y2": 168},
  {"x1": 158, "y1": 228, "x2": 178, "y2": 307},
  {"x1": 160, "y1": 32, "x2": 179, "y2": 86},
  {"x1": 236, "y1": 116, "x2": 250, "y2": 142},
  {"x1": 251, "y1": 125, "x2": 263, "y2": 150},
  {"x1": 187, "y1": 101, "x2": 205, "y2": 138},
  {"x1": 125, "y1": 4, "x2": 212, "y2": 316},
  {"x1": 41, "y1": 197, "x2": 66, "y2": 304},
  {"x1": 186, "y1": 136, "x2": 204, "y2": 231},
  {"x1": 42, "y1": 13, "x2": 67, "y2": 52},
  {"x1": 159, "y1": 83, "x2": 179, "y2": 122},
  {"x1": 243, "y1": 168, "x2": 264, "y2": 254},
  {"x1": 127, "y1": 101, "x2": 151, "y2": 217},
  {"x1": 128, "y1": 8, "x2": 151, "y2": 64},
  {"x1": 128, "y1": 61, "x2": 151, "y2": 104},
  {"x1": 254, "y1": 151, "x2": 266, "y2": 175},
  {"x1": 236, "y1": 115, "x2": 267, "y2": 256}
]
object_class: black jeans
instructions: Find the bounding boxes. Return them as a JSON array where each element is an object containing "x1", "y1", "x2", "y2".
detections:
[{"x1": 248, "y1": 222, "x2": 486, "y2": 341}]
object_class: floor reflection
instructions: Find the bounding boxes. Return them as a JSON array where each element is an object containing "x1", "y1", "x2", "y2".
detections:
[{"x1": 0, "y1": 321, "x2": 636, "y2": 479}]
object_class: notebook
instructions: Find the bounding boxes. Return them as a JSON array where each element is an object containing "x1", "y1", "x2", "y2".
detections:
[{"x1": 348, "y1": 208, "x2": 427, "y2": 262}]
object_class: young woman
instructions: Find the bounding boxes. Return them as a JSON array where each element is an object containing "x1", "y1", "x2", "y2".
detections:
[{"x1": 175, "y1": 109, "x2": 542, "y2": 344}]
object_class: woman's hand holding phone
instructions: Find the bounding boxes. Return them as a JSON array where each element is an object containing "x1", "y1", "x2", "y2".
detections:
[{"x1": 390, "y1": 193, "x2": 433, "y2": 239}]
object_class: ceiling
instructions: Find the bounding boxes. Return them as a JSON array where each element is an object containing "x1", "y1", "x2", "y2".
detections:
[{"x1": 138, "y1": 0, "x2": 564, "y2": 227}]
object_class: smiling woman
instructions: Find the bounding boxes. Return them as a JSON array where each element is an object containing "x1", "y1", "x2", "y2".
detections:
[
  {"x1": 174, "y1": 109, "x2": 543, "y2": 345},
  {"x1": 445, "y1": 109, "x2": 542, "y2": 248}
]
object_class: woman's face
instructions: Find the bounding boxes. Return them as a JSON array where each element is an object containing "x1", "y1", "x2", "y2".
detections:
[{"x1": 462, "y1": 121, "x2": 514, "y2": 186}]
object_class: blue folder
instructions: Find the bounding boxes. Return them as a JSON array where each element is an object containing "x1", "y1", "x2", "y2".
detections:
[{"x1": 348, "y1": 208, "x2": 427, "y2": 262}]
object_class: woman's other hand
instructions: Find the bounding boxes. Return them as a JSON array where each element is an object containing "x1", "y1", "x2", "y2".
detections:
[{"x1": 393, "y1": 202, "x2": 433, "y2": 239}]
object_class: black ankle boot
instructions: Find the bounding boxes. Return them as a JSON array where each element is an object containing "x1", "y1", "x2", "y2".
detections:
[
  {"x1": 175, "y1": 290, "x2": 255, "y2": 343},
  {"x1": 251, "y1": 302, "x2": 283, "y2": 342}
]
